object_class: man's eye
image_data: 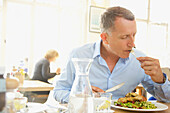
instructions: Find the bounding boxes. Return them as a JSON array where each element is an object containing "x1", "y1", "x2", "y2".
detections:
[{"x1": 121, "y1": 35, "x2": 128, "y2": 39}]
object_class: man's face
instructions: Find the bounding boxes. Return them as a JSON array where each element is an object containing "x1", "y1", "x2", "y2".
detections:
[{"x1": 106, "y1": 17, "x2": 136, "y2": 58}]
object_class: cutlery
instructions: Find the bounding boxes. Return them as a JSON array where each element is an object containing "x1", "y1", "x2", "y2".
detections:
[
  {"x1": 105, "y1": 82, "x2": 125, "y2": 93},
  {"x1": 131, "y1": 50, "x2": 143, "y2": 63},
  {"x1": 131, "y1": 50, "x2": 137, "y2": 58}
]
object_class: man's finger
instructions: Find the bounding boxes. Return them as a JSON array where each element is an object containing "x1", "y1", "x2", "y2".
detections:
[
  {"x1": 140, "y1": 61, "x2": 155, "y2": 67},
  {"x1": 137, "y1": 57, "x2": 155, "y2": 62},
  {"x1": 144, "y1": 70, "x2": 153, "y2": 76},
  {"x1": 91, "y1": 86, "x2": 105, "y2": 92},
  {"x1": 141, "y1": 65, "x2": 153, "y2": 71}
]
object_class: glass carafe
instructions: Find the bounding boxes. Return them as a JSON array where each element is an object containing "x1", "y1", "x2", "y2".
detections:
[{"x1": 68, "y1": 58, "x2": 94, "y2": 113}]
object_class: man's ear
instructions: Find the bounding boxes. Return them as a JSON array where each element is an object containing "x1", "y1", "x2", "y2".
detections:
[{"x1": 100, "y1": 33, "x2": 108, "y2": 44}]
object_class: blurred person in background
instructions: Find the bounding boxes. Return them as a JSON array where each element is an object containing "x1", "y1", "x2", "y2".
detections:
[{"x1": 32, "y1": 49, "x2": 61, "y2": 84}]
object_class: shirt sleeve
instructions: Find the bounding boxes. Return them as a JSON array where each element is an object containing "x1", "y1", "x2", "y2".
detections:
[
  {"x1": 141, "y1": 73, "x2": 170, "y2": 102},
  {"x1": 53, "y1": 55, "x2": 75, "y2": 103},
  {"x1": 42, "y1": 61, "x2": 56, "y2": 80}
]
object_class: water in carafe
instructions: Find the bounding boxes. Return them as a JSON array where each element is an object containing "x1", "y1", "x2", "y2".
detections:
[{"x1": 68, "y1": 58, "x2": 94, "y2": 113}]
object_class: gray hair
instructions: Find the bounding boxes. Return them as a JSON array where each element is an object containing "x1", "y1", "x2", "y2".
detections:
[{"x1": 100, "y1": 6, "x2": 135, "y2": 34}]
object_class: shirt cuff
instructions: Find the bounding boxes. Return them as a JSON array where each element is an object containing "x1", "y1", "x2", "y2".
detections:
[
  {"x1": 153, "y1": 73, "x2": 170, "y2": 100},
  {"x1": 153, "y1": 73, "x2": 168, "y2": 86},
  {"x1": 61, "y1": 92, "x2": 70, "y2": 103}
]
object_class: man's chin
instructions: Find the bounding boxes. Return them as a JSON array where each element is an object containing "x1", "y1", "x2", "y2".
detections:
[
  {"x1": 120, "y1": 54, "x2": 130, "y2": 59},
  {"x1": 121, "y1": 56, "x2": 129, "y2": 59}
]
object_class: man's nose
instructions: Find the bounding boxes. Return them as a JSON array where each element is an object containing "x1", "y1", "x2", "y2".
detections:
[{"x1": 128, "y1": 36, "x2": 135, "y2": 48}]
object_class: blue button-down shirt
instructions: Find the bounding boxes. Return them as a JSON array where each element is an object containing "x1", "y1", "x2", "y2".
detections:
[{"x1": 53, "y1": 40, "x2": 170, "y2": 103}]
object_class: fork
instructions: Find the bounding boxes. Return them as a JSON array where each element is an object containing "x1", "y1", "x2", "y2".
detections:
[{"x1": 131, "y1": 50, "x2": 137, "y2": 58}]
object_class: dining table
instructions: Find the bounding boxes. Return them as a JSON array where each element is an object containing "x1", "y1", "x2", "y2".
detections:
[
  {"x1": 25, "y1": 101, "x2": 170, "y2": 113},
  {"x1": 18, "y1": 80, "x2": 54, "y2": 92},
  {"x1": 18, "y1": 80, "x2": 169, "y2": 113}
]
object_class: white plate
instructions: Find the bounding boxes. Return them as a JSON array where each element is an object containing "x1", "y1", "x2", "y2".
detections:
[
  {"x1": 26, "y1": 102, "x2": 48, "y2": 113},
  {"x1": 111, "y1": 101, "x2": 168, "y2": 112}
]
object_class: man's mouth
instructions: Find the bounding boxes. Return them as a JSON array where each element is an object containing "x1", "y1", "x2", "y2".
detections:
[{"x1": 125, "y1": 50, "x2": 132, "y2": 53}]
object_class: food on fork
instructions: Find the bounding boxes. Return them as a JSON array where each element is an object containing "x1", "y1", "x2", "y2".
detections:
[{"x1": 114, "y1": 92, "x2": 157, "y2": 109}]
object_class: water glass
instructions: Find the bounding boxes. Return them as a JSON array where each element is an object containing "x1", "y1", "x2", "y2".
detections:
[
  {"x1": 14, "y1": 97, "x2": 28, "y2": 112},
  {"x1": 93, "y1": 93, "x2": 112, "y2": 112}
]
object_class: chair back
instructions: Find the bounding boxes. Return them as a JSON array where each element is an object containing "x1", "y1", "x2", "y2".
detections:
[{"x1": 161, "y1": 67, "x2": 170, "y2": 81}]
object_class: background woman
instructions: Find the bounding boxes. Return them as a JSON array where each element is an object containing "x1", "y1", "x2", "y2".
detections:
[{"x1": 32, "y1": 49, "x2": 60, "y2": 83}]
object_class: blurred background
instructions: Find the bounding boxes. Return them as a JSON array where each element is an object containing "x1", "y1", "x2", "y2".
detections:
[{"x1": 0, "y1": 0, "x2": 170, "y2": 78}]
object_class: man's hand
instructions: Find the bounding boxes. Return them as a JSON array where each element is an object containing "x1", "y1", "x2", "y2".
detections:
[
  {"x1": 91, "y1": 86, "x2": 105, "y2": 93},
  {"x1": 137, "y1": 57, "x2": 164, "y2": 83}
]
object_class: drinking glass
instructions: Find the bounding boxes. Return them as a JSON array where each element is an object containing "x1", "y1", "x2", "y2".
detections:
[
  {"x1": 94, "y1": 93, "x2": 112, "y2": 112},
  {"x1": 14, "y1": 97, "x2": 28, "y2": 112}
]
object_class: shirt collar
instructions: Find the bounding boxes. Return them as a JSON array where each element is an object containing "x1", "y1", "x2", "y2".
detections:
[
  {"x1": 120, "y1": 57, "x2": 129, "y2": 64},
  {"x1": 93, "y1": 39, "x2": 101, "y2": 58},
  {"x1": 93, "y1": 39, "x2": 129, "y2": 63}
]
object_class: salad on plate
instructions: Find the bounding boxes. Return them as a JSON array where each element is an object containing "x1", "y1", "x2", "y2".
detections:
[{"x1": 113, "y1": 92, "x2": 157, "y2": 109}]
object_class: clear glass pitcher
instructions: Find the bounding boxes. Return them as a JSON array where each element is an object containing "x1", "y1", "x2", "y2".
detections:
[{"x1": 68, "y1": 58, "x2": 94, "y2": 113}]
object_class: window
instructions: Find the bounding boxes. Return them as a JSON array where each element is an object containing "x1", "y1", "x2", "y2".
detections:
[
  {"x1": 5, "y1": 2, "x2": 31, "y2": 68},
  {"x1": 0, "y1": 0, "x2": 4, "y2": 66},
  {"x1": 1, "y1": 0, "x2": 87, "y2": 74},
  {"x1": 0, "y1": 0, "x2": 3, "y2": 43},
  {"x1": 110, "y1": 0, "x2": 148, "y2": 20},
  {"x1": 135, "y1": 21, "x2": 147, "y2": 53},
  {"x1": 33, "y1": 5, "x2": 59, "y2": 62},
  {"x1": 150, "y1": 0, "x2": 170, "y2": 23},
  {"x1": 148, "y1": 24, "x2": 167, "y2": 55},
  {"x1": 0, "y1": 0, "x2": 2, "y2": 7},
  {"x1": 0, "y1": 0, "x2": 2, "y2": 41}
]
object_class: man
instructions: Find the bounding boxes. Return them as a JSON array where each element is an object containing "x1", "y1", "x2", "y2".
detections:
[{"x1": 53, "y1": 6, "x2": 170, "y2": 103}]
